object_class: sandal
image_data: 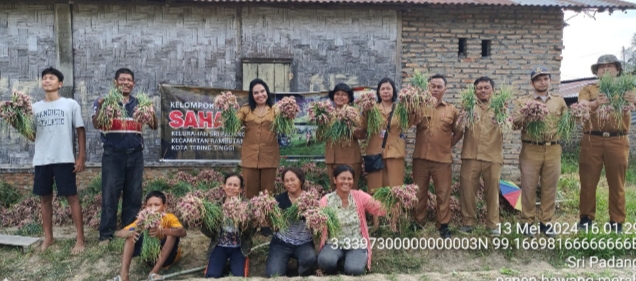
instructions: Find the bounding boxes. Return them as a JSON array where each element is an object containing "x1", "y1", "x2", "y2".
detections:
[{"x1": 148, "y1": 273, "x2": 163, "y2": 281}]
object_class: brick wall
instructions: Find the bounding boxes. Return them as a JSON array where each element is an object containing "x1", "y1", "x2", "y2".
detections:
[
  {"x1": 0, "y1": 3, "x2": 56, "y2": 166},
  {"x1": 400, "y1": 5, "x2": 565, "y2": 180}
]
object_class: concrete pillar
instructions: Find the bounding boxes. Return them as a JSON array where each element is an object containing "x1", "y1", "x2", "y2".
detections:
[{"x1": 54, "y1": 4, "x2": 74, "y2": 98}]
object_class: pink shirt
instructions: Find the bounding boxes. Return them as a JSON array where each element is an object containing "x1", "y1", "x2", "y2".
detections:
[{"x1": 319, "y1": 189, "x2": 386, "y2": 271}]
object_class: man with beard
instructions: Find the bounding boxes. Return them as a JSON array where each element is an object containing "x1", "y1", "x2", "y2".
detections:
[
  {"x1": 411, "y1": 74, "x2": 463, "y2": 238},
  {"x1": 92, "y1": 68, "x2": 158, "y2": 244},
  {"x1": 458, "y1": 76, "x2": 503, "y2": 237},
  {"x1": 512, "y1": 67, "x2": 567, "y2": 237}
]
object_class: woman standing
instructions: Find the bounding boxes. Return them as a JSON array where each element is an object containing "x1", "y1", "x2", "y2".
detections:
[
  {"x1": 324, "y1": 83, "x2": 365, "y2": 190},
  {"x1": 316, "y1": 165, "x2": 386, "y2": 276},
  {"x1": 202, "y1": 173, "x2": 254, "y2": 278},
  {"x1": 361, "y1": 78, "x2": 411, "y2": 230},
  {"x1": 265, "y1": 167, "x2": 317, "y2": 277},
  {"x1": 238, "y1": 79, "x2": 280, "y2": 198}
]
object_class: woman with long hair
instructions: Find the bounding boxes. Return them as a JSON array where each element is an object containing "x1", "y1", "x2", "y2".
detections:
[{"x1": 238, "y1": 79, "x2": 280, "y2": 198}]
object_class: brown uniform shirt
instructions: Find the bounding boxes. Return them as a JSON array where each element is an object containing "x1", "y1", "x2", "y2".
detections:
[
  {"x1": 460, "y1": 102, "x2": 504, "y2": 164},
  {"x1": 578, "y1": 84, "x2": 631, "y2": 133},
  {"x1": 512, "y1": 92, "x2": 568, "y2": 142},
  {"x1": 362, "y1": 104, "x2": 406, "y2": 159},
  {"x1": 325, "y1": 108, "x2": 363, "y2": 164},
  {"x1": 412, "y1": 100, "x2": 461, "y2": 164},
  {"x1": 237, "y1": 105, "x2": 280, "y2": 168}
]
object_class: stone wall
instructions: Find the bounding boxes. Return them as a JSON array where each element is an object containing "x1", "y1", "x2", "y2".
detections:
[{"x1": 400, "y1": 5, "x2": 565, "y2": 180}]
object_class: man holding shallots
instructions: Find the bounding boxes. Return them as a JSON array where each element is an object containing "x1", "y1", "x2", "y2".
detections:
[
  {"x1": 92, "y1": 68, "x2": 158, "y2": 244},
  {"x1": 577, "y1": 55, "x2": 636, "y2": 233},
  {"x1": 512, "y1": 67, "x2": 567, "y2": 237},
  {"x1": 457, "y1": 76, "x2": 503, "y2": 237},
  {"x1": 411, "y1": 74, "x2": 463, "y2": 238}
]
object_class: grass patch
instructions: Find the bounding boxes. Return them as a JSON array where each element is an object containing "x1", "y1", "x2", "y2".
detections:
[
  {"x1": 15, "y1": 222, "x2": 43, "y2": 236},
  {"x1": 0, "y1": 181, "x2": 22, "y2": 208}
]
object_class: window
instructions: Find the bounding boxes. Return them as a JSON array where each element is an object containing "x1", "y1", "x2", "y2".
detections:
[
  {"x1": 481, "y1": 40, "x2": 491, "y2": 57},
  {"x1": 242, "y1": 59, "x2": 292, "y2": 92},
  {"x1": 458, "y1": 38, "x2": 467, "y2": 58}
]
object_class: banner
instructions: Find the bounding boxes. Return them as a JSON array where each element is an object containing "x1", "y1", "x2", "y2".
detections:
[{"x1": 160, "y1": 84, "x2": 331, "y2": 162}]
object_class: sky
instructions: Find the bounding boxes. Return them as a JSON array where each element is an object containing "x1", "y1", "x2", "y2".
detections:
[{"x1": 561, "y1": 2, "x2": 636, "y2": 80}]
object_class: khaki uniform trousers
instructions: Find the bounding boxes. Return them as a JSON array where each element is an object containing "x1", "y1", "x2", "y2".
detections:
[
  {"x1": 243, "y1": 167, "x2": 277, "y2": 199},
  {"x1": 460, "y1": 159, "x2": 501, "y2": 229},
  {"x1": 519, "y1": 143, "x2": 561, "y2": 224},
  {"x1": 412, "y1": 159, "x2": 452, "y2": 228},
  {"x1": 579, "y1": 135, "x2": 629, "y2": 223},
  {"x1": 366, "y1": 158, "x2": 405, "y2": 194},
  {"x1": 327, "y1": 163, "x2": 362, "y2": 190}
]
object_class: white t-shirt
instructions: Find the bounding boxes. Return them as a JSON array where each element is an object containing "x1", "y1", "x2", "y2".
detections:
[{"x1": 32, "y1": 97, "x2": 84, "y2": 166}]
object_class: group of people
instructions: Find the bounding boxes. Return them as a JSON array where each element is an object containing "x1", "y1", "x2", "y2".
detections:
[{"x1": 23, "y1": 53, "x2": 634, "y2": 280}]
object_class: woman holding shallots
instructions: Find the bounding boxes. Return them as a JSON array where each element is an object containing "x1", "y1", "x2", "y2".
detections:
[
  {"x1": 202, "y1": 173, "x2": 254, "y2": 278},
  {"x1": 265, "y1": 167, "x2": 317, "y2": 277},
  {"x1": 324, "y1": 83, "x2": 365, "y2": 190},
  {"x1": 317, "y1": 165, "x2": 386, "y2": 276},
  {"x1": 238, "y1": 79, "x2": 280, "y2": 198},
  {"x1": 361, "y1": 78, "x2": 414, "y2": 231}
]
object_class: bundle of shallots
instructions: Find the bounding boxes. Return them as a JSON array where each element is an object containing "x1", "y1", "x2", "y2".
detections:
[
  {"x1": 0, "y1": 91, "x2": 35, "y2": 141},
  {"x1": 597, "y1": 73, "x2": 636, "y2": 128},
  {"x1": 249, "y1": 191, "x2": 287, "y2": 231},
  {"x1": 520, "y1": 100, "x2": 549, "y2": 140},
  {"x1": 457, "y1": 85, "x2": 479, "y2": 129},
  {"x1": 132, "y1": 93, "x2": 155, "y2": 126},
  {"x1": 175, "y1": 192, "x2": 222, "y2": 230},
  {"x1": 95, "y1": 87, "x2": 127, "y2": 130},
  {"x1": 284, "y1": 188, "x2": 320, "y2": 222},
  {"x1": 307, "y1": 100, "x2": 334, "y2": 139},
  {"x1": 373, "y1": 184, "x2": 419, "y2": 232},
  {"x1": 557, "y1": 103, "x2": 589, "y2": 143},
  {"x1": 135, "y1": 208, "x2": 164, "y2": 263},
  {"x1": 272, "y1": 96, "x2": 300, "y2": 136},
  {"x1": 395, "y1": 86, "x2": 436, "y2": 130},
  {"x1": 355, "y1": 90, "x2": 383, "y2": 136},
  {"x1": 303, "y1": 207, "x2": 340, "y2": 239},
  {"x1": 222, "y1": 197, "x2": 251, "y2": 232},
  {"x1": 325, "y1": 105, "x2": 359, "y2": 143},
  {"x1": 490, "y1": 85, "x2": 514, "y2": 135},
  {"x1": 214, "y1": 91, "x2": 241, "y2": 134}
]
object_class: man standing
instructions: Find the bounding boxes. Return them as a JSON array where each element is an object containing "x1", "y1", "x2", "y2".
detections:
[
  {"x1": 578, "y1": 55, "x2": 636, "y2": 233},
  {"x1": 458, "y1": 76, "x2": 502, "y2": 236},
  {"x1": 31, "y1": 67, "x2": 86, "y2": 253},
  {"x1": 93, "y1": 68, "x2": 158, "y2": 243},
  {"x1": 412, "y1": 74, "x2": 463, "y2": 238},
  {"x1": 513, "y1": 67, "x2": 567, "y2": 237}
]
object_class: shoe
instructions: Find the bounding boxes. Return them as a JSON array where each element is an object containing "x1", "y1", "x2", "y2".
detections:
[
  {"x1": 489, "y1": 228, "x2": 501, "y2": 237},
  {"x1": 519, "y1": 223, "x2": 534, "y2": 237},
  {"x1": 439, "y1": 225, "x2": 451, "y2": 239},
  {"x1": 458, "y1": 225, "x2": 473, "y2": 234},
  {"x1": 540, "y1": 223, "x2": 556, "y2": 238},
  {"x1": 577, "y1": 216, "x2": 593, "y2": 231},
  {"x1": 607, "y1": 222, "x2": 623, "y2": 234}
]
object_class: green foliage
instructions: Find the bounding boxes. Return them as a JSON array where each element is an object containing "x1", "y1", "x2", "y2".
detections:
[
  {"x1": 171, "y1": 181, "x2": 193, "y2": 197},
  {"x1": 323, "y1": 207, "x2": 341, "y2": 238},
  {"x1": 15, "y1": 222, "x2": 43, "y2": 236},
  {"x1": 144, "y1": 179, "x2": 171, "y2": 193},
  {"x1": 0, "y1": 181, "x2": 22, "y2": 208}
]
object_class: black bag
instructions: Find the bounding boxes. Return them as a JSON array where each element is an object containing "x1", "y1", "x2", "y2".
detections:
[{"x1": 362, "y1": 104, "x2": 395, "y2": 173}]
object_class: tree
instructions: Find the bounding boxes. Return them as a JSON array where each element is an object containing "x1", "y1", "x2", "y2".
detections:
[{"x1": 620, "y1": 33, "x2": 636, "y2": 74}]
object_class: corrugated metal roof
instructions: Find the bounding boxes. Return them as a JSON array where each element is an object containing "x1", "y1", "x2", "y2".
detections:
[
  {"x1": 189, "y1": 0, "x2": 636, "y2": 8},
  {"x1": 560, "y1": 77, "x2": 597, "y2": 98}
]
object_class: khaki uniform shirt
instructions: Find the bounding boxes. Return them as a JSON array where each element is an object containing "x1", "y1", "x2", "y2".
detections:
[
  {"x1": 237, "y1": 105, "x2": 280, "y2": 168},
  {"x1": 460, "y1": 102, "x2": 504, "y2": 164},
  {"x1": 362, "y1": 104, "x2": 406, "y2": 159},
  {"x1": 512, "y1": 92, "x2": 568, "y2": 142},
  {"x1": 413, "y1": 100, "x2": 461, "y2": 164},
  {"x1": 578, "y1": 84, "x2": 631, "y2": 133},
  {"x1": 324, "y1": 108, "x2": 362, "y2": 164}
]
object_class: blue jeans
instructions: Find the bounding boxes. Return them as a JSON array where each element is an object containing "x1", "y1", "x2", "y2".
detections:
[
  {"x1": 205, "y1": 246, "x2": 246, "y2": 278},
  {"x1": 317, "y1": 244, "x2": 367, "y2": 276},
  {"x1": 99, "y1": 146, "x2": 144, "y2": 240},
  {"x1": 266, "y1": 237, "x2": 316, "y2": 277}
]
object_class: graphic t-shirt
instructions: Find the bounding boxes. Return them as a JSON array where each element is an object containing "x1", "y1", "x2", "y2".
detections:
[{"x1": 32, "y1": 97, "x2": 84, "y2": 166}]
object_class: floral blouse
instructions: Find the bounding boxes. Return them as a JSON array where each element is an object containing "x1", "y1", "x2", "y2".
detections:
[{"x1": 326, "y1": 192, "x2": 363, "y2": 247}]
